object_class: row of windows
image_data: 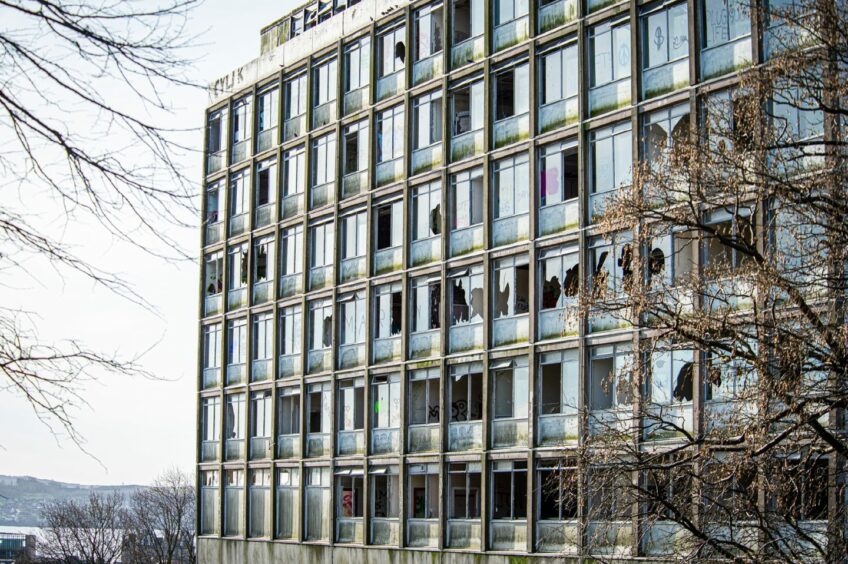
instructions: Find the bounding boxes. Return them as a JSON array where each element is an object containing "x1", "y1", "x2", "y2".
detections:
[
  {"x1": 199, "y1": 341, "x2": 760, "y2": 467},
  {"x1": 207, "y1": 0, "x2": 790, "y2": 177},
  {"x1": 198, "y1": 456, "x2": 828, "y2": 547}
]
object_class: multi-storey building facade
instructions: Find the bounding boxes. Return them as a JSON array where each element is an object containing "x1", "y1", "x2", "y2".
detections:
[{"x1": 196, "y1": 0, "x2": 818, "y2": 562}]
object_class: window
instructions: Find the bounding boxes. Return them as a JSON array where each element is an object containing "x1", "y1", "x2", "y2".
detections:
[
  {"x1": 224, "y1": 469, "x2": 245, "y2": 536},
  {"x1": 539, "y1": 41, "x2": 578, "y2": 125},
  {"x1": 308, "y1": 299, "x2": 333, "y2": 353},
  {"x1": 336, "y1": 471, "x2": 364, "y2": 522},
  {"x1": 410, "y1": 275, "x2": 441, "y2": 333},
  {"x1": 588, "y1": 467, "x2": 632, "y2": 520},
  {"x1": 589, "y1": 121, "x2": 632, "y2": 220},
  {"x1": 371, "y1": 467, "x2": 400, "y2": 519},
  {"x1": 764, "y1": 0, "x2": 810, "y2": 58},
  {"x1": 310, "y1": 220, "x2": 335, "y2": 272},
  {"x1": 277, "y1": 232, "x2": 302, "y2": 282},
  {"x1": 493, "y1": 62, "x2": 529, "y2": 121},
  {"x1": 200, "y1": 470, "x2": 219, "y2": 535},
  {"x1": 307, "y1": 383, "x2": 332, "y2": 435},
  {"x1": 201, "y1": 396, "x2": 220, "y2": 446},
  {"x1": 492, "y1": 153, "x2": 530, "y2": 220},
  {"x1": 312, "y1": 57, "x2": 338, "y2": 108},
  {"x1": 283, "y1": 146, "x2": 305, "y2": 198},
  {"x1": 229, "y1": 169, "x2": 249, "y2": 222},
  {"x1": 227, "y1": 243, "x2": 249, "y2": 293},
  {"x1": 344, "y1": 37, "x2": 371, "y2": 92},
  {"x1": 277, "y1": 306, "x2": 301, "y2": 371},
  {"x1": 540, "y1": 245, "x2": 579, "y2": 312},
  {"x1": 453, "y1": 0, "x2": 484, "y2": 44},
  {"x1": 256, "y1": 86, "x2": 278, "y2": 151},
  {"x1": 771, "y1": 458, "x2": 828, "y2": 521},
  {"x1": 448, "y1": 463, "x2": 481, "y2": 519},
  {"x1": 492, "y1": 357, "x2": 529, "y2": 420},
  {"x1": 588, "y1": 18, "x2": 631, "y2": 114},
  {"x1": 409, "y1": 368, "x2": 440, "y2": 425},
  {"x1": 703, "y1": 209, "x2": 755, "y2": 273},
  {"x1": 341, "y1": 210, "x2": 367, "y2": 262},
  {"x1": 451, "y1": 80, "x2": 484, "y2": 136},
  {"x1": 305, "y1": 467, "x2": 330, "y2": 540},
  {"x1": 252, "y1": 312, "x2": 274, "y2": 364},
  {"x1": 231, "y1": 96, "x2": 251, "y2": 149},
  {"x1": 375, "y1": 199, "x2": 402, "y2": 252},
  {"x1": 705, "y1": 339, "x2": 757, "y2": 400},
  {"x1": 276, "y1": 468, "x2": 299, "y2": 539},
  {"x1": 202, "y1": 324, "x2": 222, "y2": 380},
  {"x1": 449, "y1": 362, "x2": 483, "y2": 422},
  {"x1": 538, "y1": 460, "x2": 578, "y2": 520},
  {"x1": 225, "y1": 392, "x2": 245, "y2": 444},
  {"x1": 495, "y1": 0, "x2": 529, "y2": 26},
  {"x1": 372, "y1": 373, "x2": 401, "y2": 430},
  {"x1": 253, "y1": 236, "x2": 274, "y2": 286},
  {"x1": 642, "y1": 103, "x2": 690, "y2": 172},
  {"x1": 449, "y1": 264, "x2": 484, "y2": 327},
  {"x1": 311, "y1": 133, "x2": 337, "y2": 202},
  {"x1": 411, "y1": 181, "x2": 441, "y2": 242},
  {"x1": 589, "y1": 343, "x2": 633, "y2": 410},
  {"x1": 343, "y1": 121, "x2": 369, "y2": 177},
  {"x1": 337, "y1": 377, "x2": 365, "y2": 431},
  {"x1": 492, "y1": 255, "x2": 530, "y2": 319},
  {"x1": 450, "y1": 167, "x2": 484, "y2": 230},
  {"x1": 539, "y1": 139, "x2": 578, "y2": 210},
  {"x1": 226, "y1": 318, "x2": 247, "y2": 371},
  {"x1": 278, "y1": 387, "x2": 300, "y2": 436},
  {"x1": 378, "y1": 24, "x2": 406, "y2": 78},
  {"x1": 646, "y1": 229, "x2": 696, "y2": 288},
  {"x1": 409, "y1": 464, "x2": 440, "y2": 519},
  {"x1": 205, "y1": 252, "x2": 223, "y2": 297},
  {"x1": 413, "y1": 91, "x2": 443, "y2": 150},
  {"x1": 491, "y1": 461, "x2": 527, "y2": 520},
  {"x1": 645, "y1": 459, "x2": 692, "y2": 519},
  {"x1": 539, "y1": 350, "x2": 579, "y2": 414},
  {"x1": 249, "y1": 390, "x2": 272, "y2": 441},
  {"x1": 701, "y1": 0, "x2": 751, "y2": 78},
  {"x1": 703, "y1": 89, "x2": 755, "y2": 154},
  {"x1": 254, "y1": 159, "x2": 277, "y2": 213},
  {"x1": 376, "y1": 105, "x2": 405, "y2": 163},
  {"x1": 205, "y1": 180, "x2": 221, "y2": 226},
  {"x1": 649, "y1": 347, "x2": 695, "y2": 403},
  {"x1": 206, "y1": 108, "x2": 226, "y2": 159},
  {"x1": 415, "y1": 4, "x2": 443, "y2": 61},
  {"x1": 769, "y1": 86, "x2": 824, "y2": 151},
  {"x1": 338, "y1": 291, "x2": 366, "y2": 347},
  {"x1": 641, "y1": 2, "x2": 689, "y2": 98},
  {"x1": 285, "y1": 73, "x2": 307, "y2": 120},
  {"x1": 374, "y1": 283, "x2": 402, "y2": 340}
]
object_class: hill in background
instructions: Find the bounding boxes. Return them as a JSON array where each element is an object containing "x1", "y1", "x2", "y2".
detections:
[{"x1": 0, "y1": 475, "x2": 144, "y2": 527}]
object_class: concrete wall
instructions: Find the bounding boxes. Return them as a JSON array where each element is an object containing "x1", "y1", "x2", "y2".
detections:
[{"x1": 198, "y1": 538, "x2": 576, "y2": 564}]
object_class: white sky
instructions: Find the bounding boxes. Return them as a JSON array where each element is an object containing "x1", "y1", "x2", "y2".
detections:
[{"x1": 0, "y1": 0, "x2": 300, "y2": 486}]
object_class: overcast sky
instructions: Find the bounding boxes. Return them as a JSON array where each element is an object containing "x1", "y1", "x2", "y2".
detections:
[{"x1": 0, "y1": 0, "x2": 300, "y2": 486}]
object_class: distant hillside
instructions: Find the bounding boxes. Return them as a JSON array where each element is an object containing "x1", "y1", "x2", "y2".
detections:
[{"x1": 0, "y1": 475, "x2": 144, "y2": 527}]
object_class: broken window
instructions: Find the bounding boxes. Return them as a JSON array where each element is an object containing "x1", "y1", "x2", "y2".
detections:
[
  {"x1": 375, "y1": 199, "x2": 403, "y2": 251},
  {"x1": 493, "y1": 62, "x2": 529, "y2": 121},
  {"x1": 278, "y1": 305, "x2": 301, "y2": 358},
  {"x1": 415, "y1": 3, "x2": 443, "y2": 61},
  {"x1": 378, "y1": 24, "x2": 406, "y2": 77},
  {"x1": 589, "y1": 342, "x2": 633, "y2": 410},
  {"x1": 449, "y1": 264, "x2": 484, "y2": 326},
  {"x1": 589, "y1": 121, "x2": 632, "y2": 220},
  {"x1": 539, "y1": 350, "x2": 579, "y2": 415},
  {"x1": 409, "y1": 464, "x2": 440, "y2": 519},
  {"x1": 409, "y1": 368, "x2": 440, "y2": 425},
  {"x1": 278, "y1": 387, "x2": 300, "y2": 435},
  {"x1": 538, "y1": 460, "x2": 578, "y2": 520},
  {"x1": 450, "y1": 80, "x2": 484, "y2": 136},
  {"x1": 343, "y1": 120, "x2": 369, "y2": 176},
  {"x1": 253, "y1": 236, "x2": 274, "y2": 283},
  {"x1": 449, "y1": 362, "x2": 483, "y2": 422},
  {"x1": 413, "y1": 91, "x2": 443, "y2": 150},
  {"x1": 705, "y1": 337, "x2": 757, "y2": 400},
  {"x1": 307, "y1": 383, "x2": 332, "y2": 435},
  {"x1": 372, "y1": 373, "x2": 401, "y2": 430},
  {"x1": 647, "y1": 229, "x2": 696, "y2": 287},
  {"x1": 228, "y1": 243, "x2": 249, "y2": 291},
  {"x1": 307, "y1": 299, "x2": 333, "y2": 352},
  {"x1": 371, "y1": 467, "x2": 400, "y2": 518},
  {"x1": 703, "y1": 208, "x2": 755, "y2": 272},
  {"x1": 448, "y1": 463, "x2": 481, "y2": 519},
  {"x1": 492, "y1": 254, "x2": 530, "y2": 319},
  {"x1": 254, "y1": 159, "x2": 277, "y2": 210},
  {"x1": 642, "y1": 103, "x2": 690, "y2": 172},
  {"x1": 539, "y1": 140, "x2": 578, "y2": 208},
  {"x1": 491, "y1": 461, "x2": 527, "y2": 520},
  {"x1": 337, "y1": 377, "x2": 365, "y2": 431},
  {"x1": 540, "y1": 245, "x2": 579, "y2": 311},
  {"x1": 377, "y1": 105, "x2": 405, "y2": 164},
  {"x1": 336, "y1": 472, "x2": 364, "y2": 519},
  {"x1": 590, "y1": 233, "x2": 633, "y2": 300},
  {"x1": 452, "y1": 0, "x2": 484, "y2": 44},
  {"x1": 410, "y1": 275, "x2": 441, "y2": 333},
  {"x1": 492, "y1": 357, "x2": 529, "y2": 420},
  {"x1": 493, "y1": 153, "x2": 530, "y2": 220},
  {"x1": 204, "y1": 251, "x2": 223, "y2": 296},
  {"x1": 450, "y1": 167, "x2": 484, "y2": 229},
  {"x1": 411, "y1": 181, "x2": 441, "y2": 241},
  {"x1": 374, "y1": 283, "x2": 403, "y2": 339},
  {"x1": 225, "y1": 393, "x2": 245, "y2": 442},
  {"x1": 649, "y1": 347, "x2": 695, "y2": 403},
  {"x1": 205, "y1": 180, "x2": 221, "y2": 225},
  {"x1": 338, "y1": 291, "x2": 366, "y2": 346}
]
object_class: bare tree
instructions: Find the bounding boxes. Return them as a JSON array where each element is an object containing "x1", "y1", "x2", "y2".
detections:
[
  {"x1": 124, "y1": 469, "x2": 196, "y2": 564},
  {"x1": 573, "y1": 0, "x2": 848, "y2": 561},
  {"x1": 0, "y1": 1, "x2": 200, "y2": 447},
  {"x1": 40, "y1": 491, "x2": 131, "y2": 564}
]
